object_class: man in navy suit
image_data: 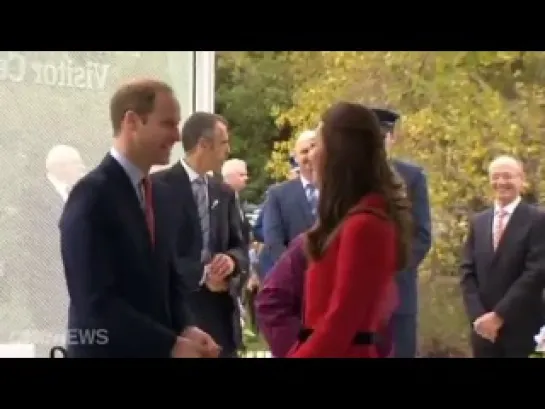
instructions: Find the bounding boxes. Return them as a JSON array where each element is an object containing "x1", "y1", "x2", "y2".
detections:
[
  {"x1": 153, "y1": 112, "x2": 248, "y2": 358},
  {"x1": 262, "y1": 130, "x2": 318, "y2": 272},
  {"x1": 60, "y1": 79, "x2": 219, "y2": 358},
  {"x1": 373, "y1": 108, "x2": 432, "y2": 358},
  {"x1": 252, "y1": 158, "x2": 298, "y2": 280},
  {"x1": 460, "y1": 156, "x2": 545, "y2": 357},
  {"x1": 253, "y1": 157, "x2": 299, "y2": 244}
]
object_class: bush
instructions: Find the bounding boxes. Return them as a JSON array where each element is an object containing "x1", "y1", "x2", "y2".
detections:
[{"x1": 418, "y1": 275, "x2": 471, "y2": 357}]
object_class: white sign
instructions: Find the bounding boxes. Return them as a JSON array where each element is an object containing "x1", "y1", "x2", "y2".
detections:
[{"x1": 0, "y1": 51, "x2": 205, "y2": 353}]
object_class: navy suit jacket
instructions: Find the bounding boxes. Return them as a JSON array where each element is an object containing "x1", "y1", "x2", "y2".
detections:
[
  {"x1": 253, "y1": 207, "x2": 275, "y2": 279},
  {"x1": 392, "y1": 159, "x2": 432, "y2": 315},
  {"x1": 60, "y1": 154, "x2": 189, "y2": 358},
  {"x1": 252, "y1": 185, "x2": 274, "y2": 243},
  {"x1": 253, "y1": 207, "x2": 265, "y2": 243},
  {"x1": 262, "y1": 179, "x2": 316, "y2": 274}
]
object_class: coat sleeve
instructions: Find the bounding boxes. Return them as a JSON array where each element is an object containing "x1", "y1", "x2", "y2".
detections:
[
  {"x1": 224, "y1": 188, "x2": 249, "y2": 281},
  {"x1": 263, "y1": 187, "x2": 288, "y2": 263},
  {"x1": 289, "y1": 214, "x2": 396, "y2": 358},
  {"x1": 408, "y1": 168, "x2": 432, "y2": 270},
  {"x1": 494, "y1": 211, "x2": 545, "y2": 323},
  {"x1": 256, "y1": 236, "x2": 306, "y2": 357},
  {"x1": 459, "y1": 218, "x2": 486, "y2": 322},
  {"x1": 169, "y1": 256, "x2": 194, "y2": 333}
]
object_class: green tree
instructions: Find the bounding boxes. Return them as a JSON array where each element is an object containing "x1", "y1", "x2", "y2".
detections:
[{"x1": 215, "y1": 51, "x2": 298, "y2": 203}]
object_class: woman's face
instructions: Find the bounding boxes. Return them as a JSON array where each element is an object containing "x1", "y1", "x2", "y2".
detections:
[{"x1": 309, "y1": 123, "x2": 324, "y2": 184}]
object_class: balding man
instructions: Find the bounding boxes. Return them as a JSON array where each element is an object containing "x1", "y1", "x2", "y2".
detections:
[
  {"x1": 262, "y1": 130, "x2": 317, "y2": 271},
  {"x1": 222, "y1": 158, "x2": 250, "y2": 246},
  {"x1": 460, "y1": 155, "x2": 545, "y2": 357},
  {"x1": 46, "y1": 144, "x2": 86, "y2": 201},
  {"x1": 221, "y1": 158, "x2": 252, "y2": 296},
  {"x1": 12, "y1": 144, "x2": 86, "y2": 356}
]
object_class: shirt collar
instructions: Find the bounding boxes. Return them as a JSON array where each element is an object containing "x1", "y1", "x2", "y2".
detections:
[
  {"x1": 300, "y1": 175, "x2": 312, "y2": 188},
  {"x1": 495, "y1": 196, "x2": 521, "y2": 215},
  {"x1": 180, "y1": 158, "x2": 207, "y2": 184},
  {"x1": 110, "y1": 147, "x2": 144, "y2": 189}
]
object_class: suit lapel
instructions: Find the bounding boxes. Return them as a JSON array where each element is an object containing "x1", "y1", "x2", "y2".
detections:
[
  {"x1": 472, "y1": 209, "x2": 495, "y2": 273},
  {"x1": 151, "y1": 181, "x2": 172, "y2": 260},
  {"x1": 293, "y1": 180, "x2": 314, "y2": 227},
  {"x1": 168, "y1": 162, "x2": 202, "y2": 249},
  {"x1": 101, "y1": 154, "x2": 152, "y2": 254}
]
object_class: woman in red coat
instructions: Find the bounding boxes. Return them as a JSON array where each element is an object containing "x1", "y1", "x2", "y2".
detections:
[{"x1": 287, "y1": 102, "x2": 413, "y2": 358}]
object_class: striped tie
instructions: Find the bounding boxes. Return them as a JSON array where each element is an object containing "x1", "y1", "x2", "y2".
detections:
[
  {"x1": 493, "y1": 208, "x2": 508, "y2": 250},
  {"x1": 306, "y1": 183, "x2": 318, "y2": 216},
  {"x1": 192, "y1": 176, "x2": 210, "y2": 262}
]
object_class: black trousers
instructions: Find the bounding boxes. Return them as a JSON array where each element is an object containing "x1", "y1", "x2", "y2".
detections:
[
  {"x1": 471, "y1": 330, "x2": 535, "y2": 358},
  {"x1": 392, "y1": 313, "x2": 417, "y2": 358}
]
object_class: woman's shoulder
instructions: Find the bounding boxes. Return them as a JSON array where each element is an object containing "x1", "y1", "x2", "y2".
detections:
[
  {"x1": 337, "y1": 196, "x2": 393, "y2": 242},
  {"x1": 341, "y1": 210, "x2": 391, "y2": 234},
  {"x1": 344, "y1": 193, "x2": 391, "y2": 226},
  {"x1": 337, "y1": 209, "x2": 395, "y2": 254}
]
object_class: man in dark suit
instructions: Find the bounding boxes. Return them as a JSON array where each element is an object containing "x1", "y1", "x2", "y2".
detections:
[
  {"x1": 373, "y1": 108, "x2": 432, "y2": 358},
  {"x1": 153, "y1": 112, "x2": 248, "y2": 358},
  {"x1": 60, "y1": 79, "x2": 219, "y2": 358},
  {"x1": 221, "y1": 158, "x2": 252, "y2": 295},
  {"x1": 253, "y1": 157, "x2": 298, "y2": 245},
  {"x1": 460, "y1": 155, "x2": 545, "y2": 357},
  {"x1": 262, "y1": 131, "x2": 317, "y2": 271},
  {"x1": 222, "y1": 158, "x2": 251, "y2": 249}
]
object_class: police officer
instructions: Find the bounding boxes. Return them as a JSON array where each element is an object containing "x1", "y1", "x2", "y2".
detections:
[{"x1": 372, "y1": 108, "x2": 432, "y2": 358}]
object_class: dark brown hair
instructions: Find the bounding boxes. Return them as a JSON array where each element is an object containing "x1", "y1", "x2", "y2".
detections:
[
  {"x1": 306, "y1": 102, "x2": 412, "y2": 270},
  {"x1": 109, "y1": 78, "x2": 173, "y2": 135},
  {"x1": 181, "y1": 112, "x2": 228, "y2": 152}
]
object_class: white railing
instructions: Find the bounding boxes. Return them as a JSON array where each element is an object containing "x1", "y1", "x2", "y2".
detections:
[
  {"x1": 241, "y1": 350, "x2": 273, "y2": 358},
  {"x1": 0, "y1": 343, "x2": 273, "y2": 358},
  {"x1": 0, "y1": 343, "x2": 36, "y2": 358}
]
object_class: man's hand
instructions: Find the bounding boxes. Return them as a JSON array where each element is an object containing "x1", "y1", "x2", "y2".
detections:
[
  {"x1": 204, "y1": 269, "x2": 229, "y2": 293},
  {"x1": 209, "y1": 253, "x2": 235, "y2": 280},
  {"x1": 171, "y1": 337, "x2": 203, "y2": 358},
  {"x1": 182, "y1": 326, "x2": 221, "y2": 358},
  {"x1": 473, "y1": 312, "x2": 504, "y2": 342},
  {"x1": 246, "y1": 273, "x2": 260, "y2": 292}
]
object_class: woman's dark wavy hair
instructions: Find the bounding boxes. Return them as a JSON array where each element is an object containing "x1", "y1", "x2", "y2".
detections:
[{"x1": 306, "y1": 102, "x2": 413, "y2": 271}]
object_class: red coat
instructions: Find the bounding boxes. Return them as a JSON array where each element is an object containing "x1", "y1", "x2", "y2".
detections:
[{"x1": 287, "y1": 193, "x2": 398, "y2": 358}]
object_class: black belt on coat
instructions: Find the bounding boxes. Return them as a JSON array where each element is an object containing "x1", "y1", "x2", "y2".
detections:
[{"x1": 298, "y1": 327, "x2": 378, "y2": 345}]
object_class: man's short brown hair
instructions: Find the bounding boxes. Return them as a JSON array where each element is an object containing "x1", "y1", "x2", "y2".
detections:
[
  {"x1": 109, "y1": 78, "x2": 173, "y2": 135},
  {"x1": 181, "y1": 112, "x2": 228, "y2": 152}
]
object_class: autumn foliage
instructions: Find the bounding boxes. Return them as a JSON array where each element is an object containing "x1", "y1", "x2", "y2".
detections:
[{"x1": 260, "y1": 51, "x2": 545, "y2": 355}]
